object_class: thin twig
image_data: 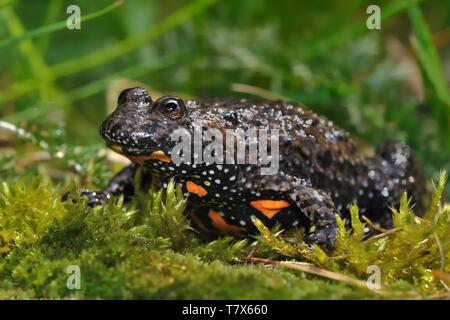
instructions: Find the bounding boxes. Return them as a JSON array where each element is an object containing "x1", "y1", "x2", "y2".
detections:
[
  {"x1": 362, "y1": 215, "x2": 388, "y2": 233},
  {"x1": 231, "y1": 83, "x2": 289, "y2": 101},
  {"x1": 247, "y1": 257, "x2": 386, "y2": 294},
  {"x1": 433, "y1": 233, "x2": 450, "y2": 292},
  {"x1": 244, "y1": 245, "x2": 259, "y2": 262},
  {"x1": 248, "y1": 257, "x2": 424, "y2": 298},
  {"x1": 364, "y1": 227, "x2": 402, "y2": 243}
]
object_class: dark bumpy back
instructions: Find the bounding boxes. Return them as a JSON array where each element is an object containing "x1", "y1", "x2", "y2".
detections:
[{"x1": 186, "y1": 98, "x2": 427, "y2": 219}]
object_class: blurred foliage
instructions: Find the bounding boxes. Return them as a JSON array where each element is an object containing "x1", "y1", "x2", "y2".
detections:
[
  {"x1": 1, "y1": 0, "x2": 450, "y2": 298},
  {"x1": 0, "y1": 0, "x2": 449, "y2": 181}
]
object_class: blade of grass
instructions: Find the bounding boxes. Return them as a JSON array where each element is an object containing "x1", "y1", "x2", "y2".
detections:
[
  {"x1": 0, "y1": 0, "x2": 15, "y2": 10},
  {"x1": 0, "y1": 1, "x2": 123, "y2": 48},
  {"x1": 0, "y1": 0, "x2": 218, "y2": 106},
  {"x1": 303, "y1": 0, "x2": 427, "y2": 59},
  {"x1": 36, "y1": 0, "x2": 64, "y2": 53},
  {"x1": 408, "y1": 2, "x2": 450, "y2": 147},
  {"x1": 1, "y1": 7, "x2": 58, "y2": 100},
  {"x1": 3, "y1": 53, "x2": 185, "y2": 122},
  {"x1": 50, "y1": 0, "x2": 218, "y2": 79},
  {"x1": 408, "y1": 2, "x2": 450, "y2": 109}
]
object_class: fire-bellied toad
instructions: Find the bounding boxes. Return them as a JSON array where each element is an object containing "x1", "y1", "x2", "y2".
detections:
[{"x1": 78, "y1": 87, "x2": 426, "y2": 250}]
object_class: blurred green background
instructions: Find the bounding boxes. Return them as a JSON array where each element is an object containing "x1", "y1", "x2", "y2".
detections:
[{"x1": 1, "y1": 0, "x2": 449, "y2": 194}]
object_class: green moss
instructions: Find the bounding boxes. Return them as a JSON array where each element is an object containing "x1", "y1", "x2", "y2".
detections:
[
  {"x1": 0, "y1": 171, "x2": 448, "y2": 299},
  {"x1": 0, "y1": 175, "x2": 376, "y2": 299}
]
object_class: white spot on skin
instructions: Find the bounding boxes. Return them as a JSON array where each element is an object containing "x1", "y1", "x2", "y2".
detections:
[
  {"x1": 214, "y1": 179, "x2": 221, "y2": 184},
  {"x1": 394, "y1": 153, "x2": 407, "y2": 165},
  {"x1": 368, "y1": 170, "x2": 376, "y2": 179},
  {"x1": 304, "y1": 119, "x2": 313, "y2": 127},
  {"x1": 239, "y1": 220, "x2": 246, "y2": 226},
  {"x1": 230, "y1": 176, "x2": 236, "y2": 181},
  {"x1": 381, "y1": 187, "x2": 389, "y2": 197}
]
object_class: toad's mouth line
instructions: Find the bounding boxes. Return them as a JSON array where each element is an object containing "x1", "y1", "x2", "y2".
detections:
[
  {"x1": 107, "y1": 144, "x2": 172, "y2": 164},
  {"x1": 127, "y1": 151, "x2": 172, "y2": 164}
]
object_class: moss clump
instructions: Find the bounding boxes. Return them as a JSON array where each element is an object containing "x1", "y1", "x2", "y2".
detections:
[
  {"x1": 0, "y1": 171, "x2": 448, "y2": 299},
  {"x1": 1, "y1": 176, "x2": 377, "y2": 299}
]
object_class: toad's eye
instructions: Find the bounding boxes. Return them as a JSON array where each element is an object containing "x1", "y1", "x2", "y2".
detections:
[{"x1": 155, "y1": 96, "x2": 186, "y2": 120}]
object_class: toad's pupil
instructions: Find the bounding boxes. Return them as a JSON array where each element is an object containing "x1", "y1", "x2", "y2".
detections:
[{"x1": 165, "y1": 101, "x2": 178, "y2": 112}]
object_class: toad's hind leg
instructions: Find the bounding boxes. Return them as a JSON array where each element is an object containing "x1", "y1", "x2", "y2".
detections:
[
  {"x1": 287, "y1": 185, "x2": 340, "y2": 250},
  {"x1": 374, "y1": 141, "x2": 427, "y2": 219},
  {"x1": 248, "y1": 172, "x2": 341, "y2": 250}
]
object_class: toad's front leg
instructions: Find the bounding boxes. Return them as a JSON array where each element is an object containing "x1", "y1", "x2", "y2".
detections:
[{"x1": 63, "y1": 164, "x2": 141, "y2": 207}]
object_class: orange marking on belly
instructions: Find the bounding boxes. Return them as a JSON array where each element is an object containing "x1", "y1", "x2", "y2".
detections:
[
  {"x1": 127, "y1": 150, "x2": 171, "y2": 164},
  {"x1": 250, "y1": 200, "x2": 290, "y2": 219},
  {"x1": 186, "y1": 181, "x2": 208, "y2": 197},
  {"x1": 208, "y1": 210, "x2": 245, "y2": 235}
]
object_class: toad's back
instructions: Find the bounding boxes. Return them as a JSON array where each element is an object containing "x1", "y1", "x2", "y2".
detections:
[{"x1": 186, "y1": 98, "x2": 425, "y2": 220}]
